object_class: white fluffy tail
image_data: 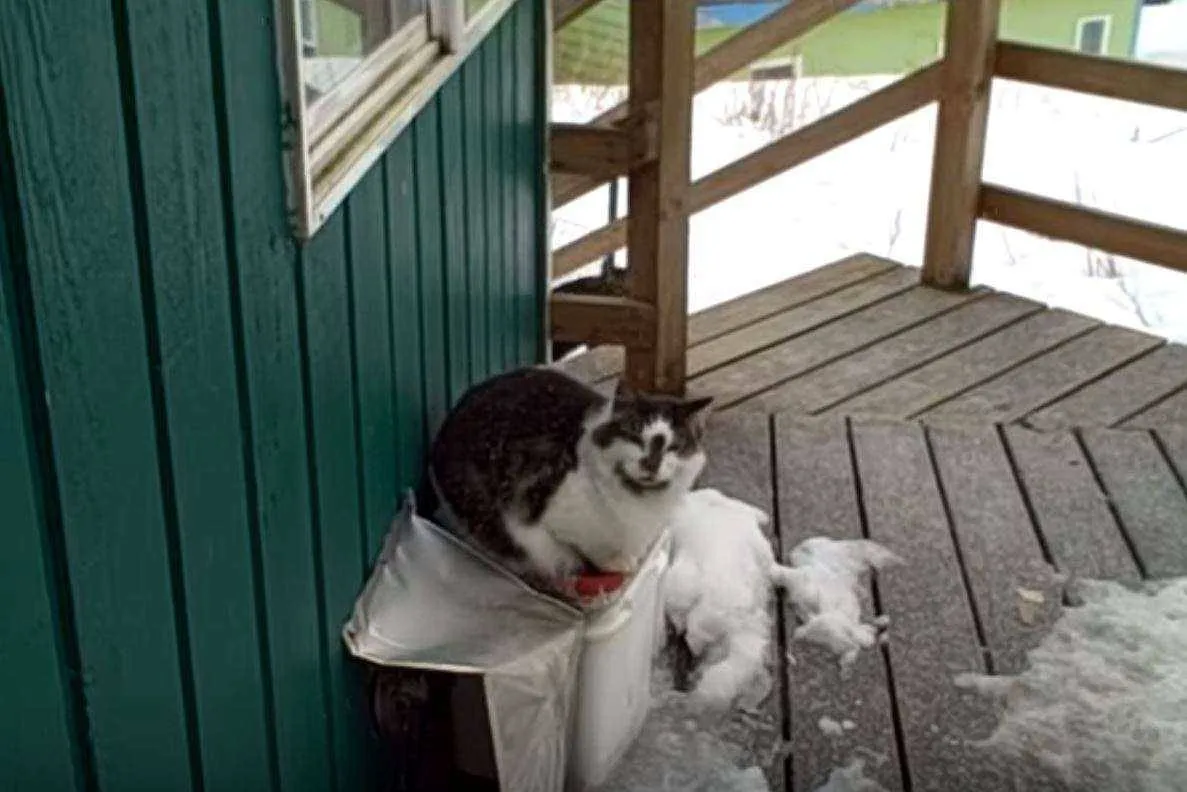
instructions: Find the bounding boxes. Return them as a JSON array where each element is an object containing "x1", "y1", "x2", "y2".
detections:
[{"x1": 691, "y1": 624, "x2": 769, "y2": 707}]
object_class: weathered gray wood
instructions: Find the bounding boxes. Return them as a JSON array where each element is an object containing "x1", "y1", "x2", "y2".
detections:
[
  {"x1": 553, "y1": 254, "x2": 897, "y2": 384},
  {"x1": 694, "y1": 411, "x2": 786, "y2": 789},
  {"x1": 692, "y1": 287, "x2": 978, "y2": 408},
  {"x1": 851, "y1": 419, "x2": 1004, "y2": 792},
  {"x1": 926, "y1": 424, "x2": 1062, "y2": 675},
  {"x1": 921, "y1": 327, "x2": 1163, "y2": 424},
  {"x1": 1027, "y1": 344, "x2": 1187, "y2": 428},
  {"x1": 1123, "y1": 385, "x2": 1187, "y2": 428},
  {"x1": 687, "y1": 268, "x2": 921, "y2": 377},
  {"x1": 1080, "y1": 429, "x2": 1187, "y2": 579},
  {"x1": 775, "y1": 416, "x2": 902, "y2": 792},
  {"x1": 749, "y1": 294, "x2": 1041, "y2": 415},
  {"x1": 824, "y1": 309, "x2": 1097, "y2": 419},
  {"x1": 1155, "y1": 426, "x2": 1187, "y2": 490},
  {"x1": 1002, "y1": 426, "x2": 1141, "y2": 583}
]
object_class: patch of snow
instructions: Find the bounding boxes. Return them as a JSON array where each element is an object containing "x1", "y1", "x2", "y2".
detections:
[
  {"x1": 777, "y1": 537, "x2": 902, "y2": 670},
  {"x1": 957, "y1": 577, "x2": 1187, "y2": 791},
  {"x1": 594, "y1": 685, "x2": 773, "y2": 792},
  {"x1": 664, "y1": 488, "x2": 780, "y2": 708},
  {"x1": 818, "y1": 716, "x2": 846, "y2": 738},
  {"x1": 812, "y1": 758, "x2": 887, "y2": 792}
]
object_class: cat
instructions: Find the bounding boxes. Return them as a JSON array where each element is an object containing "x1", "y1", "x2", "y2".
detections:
[
  {"x1": 426, "y1": 366, "x2": 712, "y2": 595},
  {"x1": 549, "y1": 259, "x2": 629, "y2": 361}
]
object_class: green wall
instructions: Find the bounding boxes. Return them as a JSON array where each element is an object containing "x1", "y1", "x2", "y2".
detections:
[
  {"x1": 0, "y1": 0, "x2": 545, "y2": 789},
  {"x1": 555, "y1": 0, "x2": 1140, "y2": 83}
]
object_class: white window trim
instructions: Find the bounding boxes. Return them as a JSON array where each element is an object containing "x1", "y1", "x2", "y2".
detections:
[
  {"x1": 276, "y1": 0, "x2": 519, "y2": 239},
  {"x1": 1075, "y1": 14, "x2": 1113, "y2": 56}
]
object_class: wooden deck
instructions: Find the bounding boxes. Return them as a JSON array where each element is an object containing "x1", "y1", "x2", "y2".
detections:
[
  {"x1": 683, "y1": 412, "x2": 1187, "y2": 792},
  {"x1": 563, "y1": 254, "x2": 1187, "y2": 789},
  {"x1": 557, "y1": 254, "x2": 1187, "y2": 428}
]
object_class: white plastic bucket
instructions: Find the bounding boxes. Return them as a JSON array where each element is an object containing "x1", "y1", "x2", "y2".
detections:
[{"x1": 567, "y1": 530, "x2": 672, "y2": 791}]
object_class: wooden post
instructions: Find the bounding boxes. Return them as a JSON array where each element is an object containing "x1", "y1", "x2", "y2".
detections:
[
  {"x1": 624, "y1": 0, "x2": 695, "y2": 394},
  {"x1": 921, "y1": 0, "x2": 1001, "y2": 289}
]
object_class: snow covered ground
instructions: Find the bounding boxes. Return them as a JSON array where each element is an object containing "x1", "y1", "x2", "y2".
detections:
[
  {"x1": 551, "y1": 56, "x2": 1187, "y2": 343},
  {"x1": 956, "y1": 577, "x2": 1187, "y2": 790}
]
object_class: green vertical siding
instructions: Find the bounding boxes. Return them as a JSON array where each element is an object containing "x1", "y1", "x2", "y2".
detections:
[{"x1": 0, "y1": 0, "x2": 546, "y2": 788}]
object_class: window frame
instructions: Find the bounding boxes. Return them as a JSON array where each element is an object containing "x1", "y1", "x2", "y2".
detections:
[
  {"x1": 277, "y1": 0, "x2": 519, "y2": 240},
  {"x1": 1074, "y1": 15, "x2": 1112, "y2": 57}
]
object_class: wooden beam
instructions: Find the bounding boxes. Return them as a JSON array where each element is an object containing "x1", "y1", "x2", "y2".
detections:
[
  {"x1": 921, "y1": 0, "x2": 1001, "y2": 289},
  {"x1": 552, "y1": 64, "x2": 942, "y2": 277},
  {"x1": 552, "y1": 0, "x2": 864, "y2": 209},
  {"x1": 549, "y1": 122, "x2": 656, "y2": 178},
  {"x1": 550, "y1": 294, "x2": 657, "y2": 348},
  {"x1": 625, "y1": 0, "x2": 696, "y2": 393},
  {"x1": 554, "y1": 0, "x2": 601, "y2": 29},
  {"x1": 979, "y1": 184, "x2": 1187, "y2": 275},
  {"x1": 994, "y1": 41, "x2": 1187, "y2": 114}
]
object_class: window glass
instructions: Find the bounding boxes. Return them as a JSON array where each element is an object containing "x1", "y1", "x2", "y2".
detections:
[{"x1": 299, "y1": 0, "x2": 427, "y2": 105}]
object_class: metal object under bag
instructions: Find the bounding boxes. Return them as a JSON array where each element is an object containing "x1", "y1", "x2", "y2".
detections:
[{"x1": 343, "y1": 494, "x2": 585, "y2": 792}]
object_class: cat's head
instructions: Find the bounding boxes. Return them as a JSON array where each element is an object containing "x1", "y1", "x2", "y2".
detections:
[{"x1": 590, "y1": 381, "x2": 712, "y2": 493}]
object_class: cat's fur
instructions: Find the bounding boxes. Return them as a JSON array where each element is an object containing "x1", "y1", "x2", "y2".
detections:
[{"x1": 427, "y1": 367, "x2": 711, "y2": 590}]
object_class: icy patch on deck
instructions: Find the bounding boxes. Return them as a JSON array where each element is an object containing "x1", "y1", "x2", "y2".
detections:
[
  {"x1": 957, "y1": 577, "x2": 1187, "y2": 790},
  {"x1": 812, "y1": 758, "x2": 887, "y2": 792},
  {"x1": 593, "y1": 667, "x2": 780, "y2": 792}
]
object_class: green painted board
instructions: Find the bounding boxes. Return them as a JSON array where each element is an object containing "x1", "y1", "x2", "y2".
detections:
[
  {"x1": 413, "y1": 105, "x2": 450, "y2": 436},
  {"x1": 483, "y1": 27, "x2": 508, "y2": 374},
  {"x1": 0, "y1": 1, "x2": 196, "y2": 787},
  {"x1": 212, "y1": 0, "x2": 333, "y2": 787},
  {"x1": 384, "y1": 136, "x2": 428, "y2": 507},
  {"x1": 120, "y1": 0, "x2": 277, "y2": 787},
  {"x1": 462, "y1": 54, "x2": 491, "y2": 383},
  {"x1": 439, "y1": 78, "x2": 473, "y2": 403},
  {"x1": 347, "y1": 167, "x2": 399, "y2": 564},
  {"x1": 500, "y1": 20, "x2": 521, "y2": 369},
  {"x1": 0, "y1": 128, "x2": 85, "y2": 792}
]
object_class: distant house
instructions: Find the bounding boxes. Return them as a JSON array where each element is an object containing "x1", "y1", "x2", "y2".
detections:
[{"x1": 556, "y1": 0, "x2": 1142, "y2": 84}]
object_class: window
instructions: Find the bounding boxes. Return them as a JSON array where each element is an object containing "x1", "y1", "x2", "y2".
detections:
[
  {"x1": 1075, "y1": 16, "x2": 1111, "y2": 56},
  {"x1": 280, "y1": 0, "x2": 518, "y2": 239}
]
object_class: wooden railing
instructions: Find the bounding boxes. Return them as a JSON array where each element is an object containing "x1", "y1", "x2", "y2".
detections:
[{"x1": 548, "y1": 0, "x2": 1187, "y2": 394}]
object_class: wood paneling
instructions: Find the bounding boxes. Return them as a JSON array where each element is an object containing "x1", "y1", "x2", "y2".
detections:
[{"x1": 0, "y1": 0, "x2": 545, "y2": 786}]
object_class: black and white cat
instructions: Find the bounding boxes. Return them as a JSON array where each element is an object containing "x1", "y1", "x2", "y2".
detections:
[{"x1": 427, "y1": 367, "x2": 711, "y2": 591}]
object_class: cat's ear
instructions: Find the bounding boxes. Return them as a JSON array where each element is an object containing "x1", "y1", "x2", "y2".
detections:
[{"x1": 678, "y1": 395, "x2": 714, "y2": 418}]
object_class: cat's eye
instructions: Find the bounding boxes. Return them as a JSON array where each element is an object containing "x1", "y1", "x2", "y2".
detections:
[{"x1": 279, "y1": 0, "x2": 505, "y2": 239}]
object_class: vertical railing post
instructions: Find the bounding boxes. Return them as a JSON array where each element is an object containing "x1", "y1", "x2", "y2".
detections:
[
  {"x1": 921, "y1": 0, "x2": 1002, "y2": 289},
  {"x1": 624, "y1": 0, "x2": 696, "y2": 394}
]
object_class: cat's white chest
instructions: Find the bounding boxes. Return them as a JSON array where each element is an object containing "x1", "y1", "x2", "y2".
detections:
[{"x1": 537, "y1": 467, "x2": 672, "y2": 567}]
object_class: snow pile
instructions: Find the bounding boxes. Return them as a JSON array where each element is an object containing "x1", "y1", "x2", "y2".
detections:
[
  {"x1": 812, "y1": 758, "x2": 887, "y2": 792},
  {"x1": 664, "y1": 488, "x2": 781, "y2": 707},
  {"x1": 956, "y1": 577, "x2": 1187, "y2": 791},
  {"x1": 778, "y1": 538, "x2": 901, "y2": 670},
  {"x1": 594, "y1": 681, "x2": 774, "y2": 792},
  {"x1": 818, "y1": 716, "x2": 857, "y2": 738}
]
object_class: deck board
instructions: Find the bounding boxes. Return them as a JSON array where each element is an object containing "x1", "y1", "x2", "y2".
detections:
[
  {"x1": 1001, "y1": 426, "x2": 1142, "y2": 584},
  {"x1": 1027, "y1": 344, "x2": 1187, "y2": 429},
  {"x1": 692, "y1": 287, "x2": 978, "y2": 408},
  {"x1": 850, "y1": 420, "x2": 1004, "y2": 792},
  {"x1": 1079, "y1": 428, "x2": 1187, "y2": 579},
  {"x1": 925, "y1": 424, "x2": 1062, "y2": 675},
  {"x1": 920, "y1": 328, "x2": 1164, "y2": 424},
  {"x1": 819, "y1": 309, "x2": 1098, "y2": 420},
  {"x1": 745, "y1": 294, "x2": 1041, "y2": 415},
  {"x1": 774, "y1": 417, "x2": 903, "y2": 792},
  {"x1": 1123, "y1": 385, "x2": 1187, "y2": 428}
]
